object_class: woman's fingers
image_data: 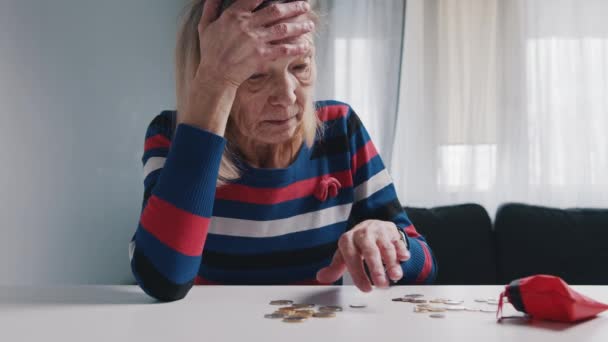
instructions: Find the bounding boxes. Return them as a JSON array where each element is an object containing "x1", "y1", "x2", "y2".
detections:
[
  {"x1": 378, "y1": 238, "x2": 402, "y2": 282},
  {"x1": 257, "y1": 41, "x2": 311, "y2": 60},
  {"x1": 262, "y1": 21, "x2": 315, "y2": 43},
  {"x1": 356, "y1": 234, "x2": 389, "y2": 288},
  {"x1": 338, "y1": 234, "x2": 373, "y2": 292},
  {"x1": 316, "y1": 250, "x2": 347, "y2": 284},
  {"x1": 252, "y1": 1, "x2": 310, "y2": 27},
  {"x1": 393, "y1": 234, "x2": 411, "y2": 262},
  {"x1": 199, "y1": 0, "x2": 222, "y2": 32}
]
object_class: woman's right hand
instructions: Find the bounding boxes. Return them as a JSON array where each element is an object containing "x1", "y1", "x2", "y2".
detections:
[
  {"x1": 198, "y1": 0, "x2": 314, "y2": 88},
  {"x1": 180, "y1": 0, "x2": 314, "y2": 135}
]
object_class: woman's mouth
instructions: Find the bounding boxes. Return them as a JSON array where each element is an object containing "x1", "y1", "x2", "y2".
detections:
[{"x1": 266, "y1": 116, "x2": 295, "y2": 126}]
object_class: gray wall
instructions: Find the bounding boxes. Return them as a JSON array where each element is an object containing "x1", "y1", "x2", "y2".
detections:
[{"x1": 0, "y1": 0, "x2": 185, "y2": 284}]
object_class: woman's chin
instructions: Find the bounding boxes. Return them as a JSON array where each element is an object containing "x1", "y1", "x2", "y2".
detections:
[{"x1": 257, "y1": 122, "x2": 300, "y2": 144}]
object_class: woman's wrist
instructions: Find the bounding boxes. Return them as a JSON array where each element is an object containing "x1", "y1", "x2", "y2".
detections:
[{"x1": 178, "y1": 80, "x2": 238, "y2": 136}]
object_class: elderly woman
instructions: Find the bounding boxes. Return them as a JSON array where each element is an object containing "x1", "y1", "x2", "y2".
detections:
[{"x1": 130, "y1": 0, "x2": 436, "y2": 302}]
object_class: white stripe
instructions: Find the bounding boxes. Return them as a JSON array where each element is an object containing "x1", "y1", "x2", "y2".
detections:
[
  {"x1": 129, "y1": 240, "x2": 136, "y2": 262},
  {"x1": 208, "y1": 203, "x2": 353, "y2": 238},
  {"x1": 354, "y1": 168, "x2": 393, "y2": 202},
  {"x1": 143, "y1": 157, "x2": 166, "y2": 179}
]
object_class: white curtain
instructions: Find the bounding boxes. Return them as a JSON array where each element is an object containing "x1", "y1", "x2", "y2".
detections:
[
  {"x1": 391, "y1": 0, "x2": 608, "y2": 215},
  {"x1": 313, "y1": 0, "x2": 405, "y2": 163}
]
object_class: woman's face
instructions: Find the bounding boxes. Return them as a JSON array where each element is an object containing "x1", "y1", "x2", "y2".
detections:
[{"x1": 230, "y1": 36, "x2": 316, "y2": 146}]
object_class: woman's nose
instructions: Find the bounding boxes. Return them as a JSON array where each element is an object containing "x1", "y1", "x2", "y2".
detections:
[{"x1": 269, "y1": 76, "x2": 298, "y2": 107}]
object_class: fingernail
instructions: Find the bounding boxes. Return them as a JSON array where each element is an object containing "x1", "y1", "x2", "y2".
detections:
[{"x1": 302, "y1": 2, "x2": 310, "y2": 11}]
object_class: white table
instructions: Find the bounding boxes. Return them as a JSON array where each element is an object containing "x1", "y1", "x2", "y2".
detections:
[{"x1": 1, "y1": 285, "x2": 607, "y2": 342}]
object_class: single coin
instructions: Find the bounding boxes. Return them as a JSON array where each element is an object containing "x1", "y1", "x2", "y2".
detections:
[
  {"x1": 276, "y1": 310, "x2": 296, "y2": 316},
  {"x1": 264, "y1": 313, "x2": 287, "y2": 319},
  {"x1": 392, "y1": 297, "x2": 406, "y2": 302},
  {"x1": 282, "y1": 316, "x2": 308, "y2": 323},
  {"x1": 464, "y1": 307, "x2": 480, "y2": 312},
  {"x1": 430, "y1": 314, "x2": 446, "y2": 319},
  {"x1": 349, "y1": 304, "x2": 367, "y2": 308},
  {"x1": 430, "y1": 299, "x2": 447, "y2": 304},
  {"x1": 474, "y1": 299, "x2": 488, "y2": 303},
  {"x1": 277, "y1": 307, "x2": 297, "y2": 313},
  {"x1": 292, "y1": 304, "x2": 315, "y2": 309},
  {"x1": 290, "y1": 313, "x2": 313, "y2": 319},
  {"x1": 443, "y1": 300, "x2": 464, "y2": 305},
  {"x1": 404, "y1": 294, "x2": 424, "y2": 298},
  {"x1": 412, "y1": 299, "x2": 428, "y2": 304},
  {"x1": 319, "y1": 306, "x2": 343, "y2": 312},
  {"x1": 414, "y1": 307, "x2": 429, "y2": 313},
  {"x1": 445, "y1": 305, "x2": 466, "y2": 311},
  {"x1": 294, "y1": 309, "x2": 315, "y2": 317},
  {"x1": 427, "y1": 307, "x2": 447, "y2": 313},
  {"x1": 270, "y1": 300, "x2": 294, "y2": 306},
  {"x1": 313, "y1": 312, "x2": 336, "y2": 318},
  {"x1": 480, "y1": 308, "x2": 496, "y2": 313}
]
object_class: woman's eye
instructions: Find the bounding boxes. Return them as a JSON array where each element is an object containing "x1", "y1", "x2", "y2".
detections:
[
  {"x1": 249, "y1": 73, "x2": 267, "y2": 81},
  {"x1": 293, "y1": 64, "x2": 309, "y2": 72}
]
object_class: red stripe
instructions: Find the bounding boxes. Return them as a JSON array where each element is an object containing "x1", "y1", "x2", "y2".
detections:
[
  {"x1": 215, "y1": 170, "x2": 353, "y2": 205},
  {"x1": 145, "y1": 134, "x2": 171, "y2": 152},
  {"x1": 140, "y1": 195, "x2": 210, "y2": 257},
  {"x1": 317, "y1": 104, "x2": 349, "y2": 122},
  {"x1": 403, "y1": 224, "x2": 422, "y2": 239},
  {"x1": 415, "y1": 241, "x2": 433, "y2": 284},
  {"x1": 351, "y1": 140, "x2": 378, "y2": 172}
]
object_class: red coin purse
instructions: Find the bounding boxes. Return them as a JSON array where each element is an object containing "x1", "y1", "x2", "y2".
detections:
[{"x1": 498, "y1": 274, "x2": 608, "y2": 322}]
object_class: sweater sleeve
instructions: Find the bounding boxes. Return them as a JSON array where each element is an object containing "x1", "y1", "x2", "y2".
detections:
[
  {"x1": 345, "y1": 107, "x2": 437, "y2": 284},
  {"x1": 129, "y1": 113, "x2": 226, "y2": 301}
]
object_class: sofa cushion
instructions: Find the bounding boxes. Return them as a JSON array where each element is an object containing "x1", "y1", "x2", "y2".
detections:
[
  {"x1": 404, "y1": 204, "x2": 497, "y2": 285},
  {"x1": 495, "y1": 203, "x2": 608, "y2": 285}
]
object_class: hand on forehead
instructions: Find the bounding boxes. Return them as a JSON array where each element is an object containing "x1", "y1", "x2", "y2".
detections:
[{"x1": 220, "y1": 0, "x2": 304, "y2": 14}]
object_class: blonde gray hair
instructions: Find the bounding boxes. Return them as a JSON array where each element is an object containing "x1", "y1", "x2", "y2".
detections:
[{"x1": 175, "y1": 0, "x2": 322, "y2": 185}]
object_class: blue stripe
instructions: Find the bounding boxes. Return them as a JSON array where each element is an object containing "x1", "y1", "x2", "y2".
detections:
[
  {"x1": 352, "y1": 183, "x2": 396, "y2": 212},
  {"x1": 199, "y1": 258, "x2": 333, "y2": 284},
  {"x1": 153, "y1": 124, "x2": 226, "y2": 218},
  {"x1": 394, "y1": 211, "x2": 415, "y2": 231},
  {"x1": 353, "y1": 155, "x2": 386, "y2": 187},
  {"x1": 349, "y1": 125, "x2": 371, "y2": 152},
  {"x1": 399, "y1": 237, "x2": 426, "y2": 284},
  {"x1": 144, "y1": 168, "x2": 162, "y2": 188},
  {"x1": 237, "y1": 153, "x2": 351, "y2": 188},
  {"x1": 213, "y1": 191, "x2": 353, "y2": 220},
  {"x1": 204, "y1": 221, "x2": 347, "y2": 255},
  {"x1": 135, "y1": 225, "x2": 201, "y2": 284}
]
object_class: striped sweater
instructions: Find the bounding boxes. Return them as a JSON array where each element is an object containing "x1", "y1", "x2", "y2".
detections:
[{"x1": 130, "y1": 100, "x2": 437, "y2": 301}]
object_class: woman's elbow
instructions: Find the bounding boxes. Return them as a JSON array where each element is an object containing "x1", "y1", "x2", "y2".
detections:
[{"x1": 130, "y1": 248, "x2": 194, "y2": 302}]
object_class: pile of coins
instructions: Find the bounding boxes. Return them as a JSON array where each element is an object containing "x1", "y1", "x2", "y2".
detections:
[
  {"x1": 265, "y1": 300, "x2": 362, "y2": 323},
  {"x1": 391, "y1": 294, "x2": 504, "y2": 319}
]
